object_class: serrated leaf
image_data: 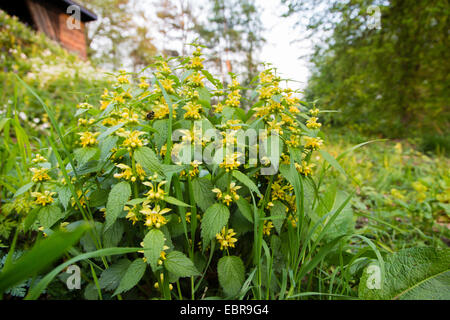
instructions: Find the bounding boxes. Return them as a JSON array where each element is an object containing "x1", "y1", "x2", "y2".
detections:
[
  {"x1": 99, "y1": 259, "x2": 131, "y2": 291},
  {"x1": 201, "y1": 203, "x2": 230, "y2": 244},
  {"x1": 218, "y1": 256, "x2": 245, "y2": 297},
  {"x1": 143, "y1": 229, "x2": 165, "y2": 271},
  {"x1": 232, "y1": 171, "x2": 261, "y2": 197},
  {"x1": 74, "y1": 147, "x2": 99, "y2": 166},
  {"x1": 164, "y1": 251, "x2": 200, "y2": 277},
  {"x1": 192, "y1": 177, "x2": 216, "y2": 212},
  {"x1": 134, "y1": 146, "x2": 163, "y2": 175},
  {"x1": 105, "y1": 181, "x2": 131, "y2": 230},
  {"x1": 38, "y1": 205, "x2": 65, "y2": 229},
  {"x1": 102, "y1": 220, "x2": 124, "y2": 248},
  {"x1": 359, "y1": 247, "x2": 450, "y2": 300},
  {"x1": 57, "y1": 185, "x2": 71, "y2": 210},
  {"x1": 113, "y1": 259, "x2": 146, "y2": 296}
]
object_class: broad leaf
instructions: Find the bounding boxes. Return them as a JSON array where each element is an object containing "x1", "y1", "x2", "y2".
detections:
[
  {"x1": 218, "y1": 256, "x2": 245, "y2": 297},
  {"x1": 113, "y1": 259, "x2": 147, "y2": 296},
  {"x1": 38, "y1": 205, "x2": 65, "y2": 229},
  {"x1": 359, "y1": 247, "x2": 450, "y2": 300},
  {"x1": 143, "y1": 229, "x2": 165, "y2": 272},
  {"x1": 105, "y1": 181, "x2": 131, "y2": 230},
  {"x1": 201, "y1": 203, "x2": 230, "y2": 244},
  {"x1": 164, "y1": 251, "x2": 200, "y2": 277}
]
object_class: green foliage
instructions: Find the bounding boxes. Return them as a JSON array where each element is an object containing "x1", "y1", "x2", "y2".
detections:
[
  {"x1": 359, "y1": 247, "x2": 450, "y2": 300},
  {"x1": 285, "y1": 0, "x2": 449, "y2": 138},
  {"x1": 164, "y1": 251, "x2": 200, "y2": 278},
  {"x1": 217, "y1": 255, "x2": 245, "y2": 297}
]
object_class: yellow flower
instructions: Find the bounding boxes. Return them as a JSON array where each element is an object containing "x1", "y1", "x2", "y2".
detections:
[
  {"x1": 295, "y1": 161, "x2": 315, "y2": 177},
  {"x1": 143, "y1": 180, "x2": 167, "y2": 200},
  {"x1": 30, "y1": 167, "x2": 51, "y2": 182},
  {"x1": 190, "y1": 56, "x2": 204, "y2": 69},
  {"x1": 140, "y1": 203, "x2": 171, "y2": 228},
  {"x1": 309, "y1": 108, "x2": 320, "y2": 116},
  {"x1": 117, "y1": 74, "x2": 130, "y2": 84},
  {"x1": 216, "y1": 227, "x2": 238, "y2": 250},
  {"x1": 31, "y1": 190, "x2": 55, "y2": 206},
  {"x1": 225, "y1": 90, "x2": 241, "y2": 107},
  {"x1": 160, "y1": 78, "x2": 175, "y2": 93},
  {"x1": 183, "y1": 101, "x2": 202, "y2": 120},
  {"x1": 187, "y1": 72, "x2": 205, "y2": 87},
  {"x1": 263, "y1": 220, "x2": 274, "y2": 236},
  {"x1": 124, "y1": 205, "x2": 139, "y2": 225},
  {"x1": 412, "y1": 181, "x2": 428, "y2": 193},
  {"x1": 116, "y1": 130, "x2": 146, "y2": 149},
  {"x1": 114, "y1": 164, "x2": 133, "y2": 181},
  {"x1": 32, "y1": 154, "x2": 46, "y2": 163},
  {"x1": 220, "y1": 152, "x2": 242, "y2": 172},
  {"x1": 304, "y1": 136, "x2": 323, "y2": 150},
  {"x1": 390, "y1": 188, "x2": 406, "y2": 201},
  {"x1": 139, "y1": 78, "x2": 150, "y2": 89},
  {"x1": 78, "y1": 131, "x2": 100, "y2": 148},
  {"x1": 71, "y1": 189, "x2": 89, "y2": 208},
  {"x1": 306, "y1": 117, "x2": 322, "y2": 129},
  {"x1": 100, "y1": 100, "x2": 109, "y2": 110}
]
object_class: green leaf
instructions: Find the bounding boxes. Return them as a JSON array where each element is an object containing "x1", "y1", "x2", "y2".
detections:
[
  {"x1": 99, "y1": 259, "x2": 131, "y2": 291},
  {"x1": 201, "y1": 203, "x2": 230, "y2": 244},
  {"x1": 0, "y1": 224, "x2": 89, "y2": 294},
  {"x1": 218, "y1": 256, "x2": 245, "y2": 297},
  {"x1": 236, "y1": 197, "x2": 253, "y2": 223},
  {"x1": 143, "y1": 229, "x2": 165, "y2": 272},
  {"x1": 38, "y1": 205, "x2": 65, "y2": 229},
  {"x1": 74, "y1": 147, "x2": 99, "y2": 166},
  {"x1": 270, "y1": 200, "x2": 287, "y2": 234},
  {"x1": 192, "y1": 177, "x2": 216, "y2": 212},
  {"x1": 13, "y1": 182, "x2": 33, "y2": 198},
  {"x1": 164, "y1": 251, "x2": 200, "y2": 277},
  {"x1": 164, "y1": 196, "x2": 191, "y2": 207},
  {"x1": 23, "y1": 207, "x2": 40, "y2": 232},
  {"x1": 98, "y1": 123, "x2": 125, "y2": 140},
  {"x1": 134, "y1": 146, "x2": 163, "y2": 175},
  {"x1": 25, "y1": 246, "x2": 141, "y2": 300},
  {"x1": 359, "y1": 247, "x2": 450, "y2": 300},
  {"x1": 113, "y1": 258, "x2": 147, "y2": 296},
  {"x1": 319, "y1": 150, "x2": 347, "y2": 177},
  {"x1": 232, "y1": 170, "x2": 261, "y2": 197},
  {"x1": 102, "y1": 220, "x2": 124, "y2": 248},
  {"x1": 57, "y1": 185, "x2": 71, "y2": 210},
  {"x1": 105, "y1": 181, "x2": 131, "y2": 230}
]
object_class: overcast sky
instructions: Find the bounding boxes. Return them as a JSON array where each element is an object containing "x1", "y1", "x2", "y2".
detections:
[
  {"x1": 139, "y1": 0, "x2": 315, "y2": 91},
  {"x1": 259, "y1": 1, "x2": 313, "y2": 91}
]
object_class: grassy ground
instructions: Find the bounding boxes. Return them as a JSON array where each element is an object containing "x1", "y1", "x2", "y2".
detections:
[{"x1": 320, "y1": 127, "x2": 450, "y2": 251}]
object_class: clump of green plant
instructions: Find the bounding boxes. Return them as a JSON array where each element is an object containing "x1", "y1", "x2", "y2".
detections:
[{"x1": 1, "y1": 46, "x2": 449, "y2": 300}]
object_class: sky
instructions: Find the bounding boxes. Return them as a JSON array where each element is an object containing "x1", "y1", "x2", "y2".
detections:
[
  {"x1": 142, "y1": 0, "x2": 314, "y2": 91},
  {"x1": 259, "y1": 1, "x2": 314, "y2": 91}
]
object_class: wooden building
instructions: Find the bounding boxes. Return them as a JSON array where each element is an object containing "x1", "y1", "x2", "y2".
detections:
[{"x1": 0, "y1": 0, "x2": 97, "y2": 60}]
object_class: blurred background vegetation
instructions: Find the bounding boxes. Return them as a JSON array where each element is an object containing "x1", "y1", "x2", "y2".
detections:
[{"x1": 0, "y1": 0, "x2": 448, "y2": 299}]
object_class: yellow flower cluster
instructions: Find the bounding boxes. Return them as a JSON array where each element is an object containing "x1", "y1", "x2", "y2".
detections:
[
  {"x1": 30, "y1": 167, "x2": 51, "y2": 182},
  {"x1": 212, "y1": 183, "x2": 241, "y2": 206},
  {"x1": 31, "y1": 190, "x2": 55, "y2": 206},
  {"x1": 216, "y1": 227, "x2": 238, "y2": 250}
]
